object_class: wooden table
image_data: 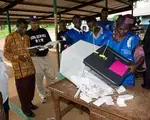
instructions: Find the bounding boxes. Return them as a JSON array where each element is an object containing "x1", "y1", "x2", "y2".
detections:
[{"x1": 47, "y1": 79, "x2": 150, "y2": 120}]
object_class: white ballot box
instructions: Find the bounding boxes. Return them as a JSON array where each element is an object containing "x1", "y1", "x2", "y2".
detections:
[
  {"x1": 60, "y1": 40, "x2": 99, "y2": 85},
  {"x1": 60, "y1": 40, "x2": 114, "y2": 98}
]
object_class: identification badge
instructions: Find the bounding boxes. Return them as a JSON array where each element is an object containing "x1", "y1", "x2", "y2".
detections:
[{"x1": 121, "y1": 49, "x2": 131, "y2": 55}]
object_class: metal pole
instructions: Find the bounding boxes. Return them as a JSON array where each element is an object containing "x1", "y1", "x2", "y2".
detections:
[
  {"x1": 6, "y1": 10, "x2": 11, "y2": 33},
  {"x1": 53, "y1": 0, "x2": 60, "y2": 71},
  {"x1": 59, "y1": 14, "x2": 61, "y2": 23},
  {"x1": 131, "y1": 0, "x2": 134, "y2": 15},
  {"x1": 105, "y1": 0, "x2": 108, "y2": 8},
  {"x1": 59, "y1": 14, "x2": 61, "y2": 32}
]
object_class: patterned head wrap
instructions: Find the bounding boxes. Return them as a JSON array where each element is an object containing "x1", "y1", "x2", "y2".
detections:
[
  {"x1": 115, "y1": 14, "x2": 135, "y2": 31},
  {"x1": 113, "y1": 14, "x2": 135, "y2": 41}
]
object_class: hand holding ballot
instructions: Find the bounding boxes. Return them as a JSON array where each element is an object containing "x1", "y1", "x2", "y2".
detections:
[
  {"x1": 44, "y1": 41, "x2": 59, "y2": 49},
  {"x1": 27, "y1": 41, "x2": 59, "y2": 50},
  {"x1": 128, "y1": 65, "x2": 136, "y2": 73}
]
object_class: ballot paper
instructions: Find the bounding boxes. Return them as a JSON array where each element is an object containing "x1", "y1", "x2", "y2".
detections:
[
  {"x1": 93, "y1": 98, "x2": 105, "y2": 106},
  {"x1": 93, "y1": 96, "x2": 114, "y2": 107},
  {"x1": 27, "y1": 41, "x2": 58, "y2": 50},
  {"x1": 45, "y1": 41, "x2": 59, "y2": 47},
  {"x1": 117, "y1": 98, "x2": 127, "y2": 107},
  {"x1": 105, "y1": 96, "x2": 114, "y2": 105},
  {"x1": 116, "y1": 86, "x2": 126, "y2": 94},
  {"x1": 79, "y1": 93, "x2": 93, "y2": 103},
  {"x1": 71, "y1": 68, "x2": 114, "y2": 99},
  {"x1": 117, "y1": 94, "x2": 134, "y2": 107},
  {"x1": 118, "y1": 94, "x2": 134, "y2": 100}
]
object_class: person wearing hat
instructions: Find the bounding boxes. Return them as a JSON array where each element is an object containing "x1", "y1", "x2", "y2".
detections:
[
  {"x1": 3, "y1": 18, "x2": 37, "y2": 117},
  {"x1": 26, "y1": 16, "x2": 55, "y2": 103}
]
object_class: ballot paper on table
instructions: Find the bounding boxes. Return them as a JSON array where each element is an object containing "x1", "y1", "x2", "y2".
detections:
[
  {"x1": 117, "y1": 98, "x2": 127, "y2": 107},
  {"x1": 116, "y1": 86, "x2": 126, "y2": 94},
  {"x1": 118, "y1": 94, "x2": 134, "y2": 100},
  {"x1": 93, "y1": 98, "x2": 105, "y2": 106},
  {"x1": 93, "y1": 96, "x2": 114, "y2": 107},
  {"x1": 27, "y1": 41, "x2": 59, "y2": 50},
  {"x1": 105, "y1": 96, "x2": 114, "y2": 105},
  {"x1": 79, "y1": 93, "x2": 93, "y2": 103},
  {"x1": 117, "y1": 94, "x2": 134, "y2": 107},
  {"x1": 71, "y1": 68, "x2": 114, "y2": 99}
]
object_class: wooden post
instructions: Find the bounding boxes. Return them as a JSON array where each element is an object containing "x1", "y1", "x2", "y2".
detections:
[
  {"x1": 6, "y1": 10, "x2": 11, "y2": 33},
  {"x1": 105, "y1": 0, "x2": 108, "y2": 8},
  {"x1": 58, "y1": 14, "x2": 61, "y2": 32},
  {"x1": 131, "y1": 0, "x2": 134, "y2": 15},
  {"x1": 53, "y1": 0, "x2": 60, "y2": 70}
]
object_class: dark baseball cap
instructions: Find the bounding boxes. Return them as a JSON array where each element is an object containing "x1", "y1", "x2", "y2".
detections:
[{"x1": 29, "y1": 16, "x2": 38, "y2": 22}]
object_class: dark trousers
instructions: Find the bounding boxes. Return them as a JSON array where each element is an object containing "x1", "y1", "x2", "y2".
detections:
[
  {"x1": 0, "y1": 108, "x2": 6, "y2": 120},
  {"x1": 3, "y1": 99, "x2": 9, "y2": 120},
  {"x1": 15, "y1": 74, "x2": 35, "y2": 113},
  {"x1": 143, "y1": 58, "x2": 150, "y2": 86}
]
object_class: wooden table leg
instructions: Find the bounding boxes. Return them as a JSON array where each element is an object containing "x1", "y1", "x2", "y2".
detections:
[
  {"x1": 90, "y1": 111, "x2": 97, "y2": 120},
  {"x1": 79, "y1": 106, "x2": 84, "y2": 114},
  {"x1": 90, "y1": 111, "x2": 107, "y2": 120},
  {"x1": 51, "y1": 92, "x2": 61, "y2": 120}
]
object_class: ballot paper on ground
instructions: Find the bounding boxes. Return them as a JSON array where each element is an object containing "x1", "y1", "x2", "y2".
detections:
[{"x1": 27, "y1": 41, "x2": 58, "y2": 50}]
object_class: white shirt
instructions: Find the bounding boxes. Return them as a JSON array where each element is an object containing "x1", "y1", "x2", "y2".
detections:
[{"x1": 0, "y1": 50, "x2": 8, "y2": 103}]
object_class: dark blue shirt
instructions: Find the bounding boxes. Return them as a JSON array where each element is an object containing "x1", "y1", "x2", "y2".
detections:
[
  {"x1": 84, "y1": 27, "x2": 112, "y2": 46},
  {"x1": 98, "y1": 20, "x2": 114, "y2": 32},
  {"x1": 64, "y1": 28, "x2": 85, "y2": 45}
]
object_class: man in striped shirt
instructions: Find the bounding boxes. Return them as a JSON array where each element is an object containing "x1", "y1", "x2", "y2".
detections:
[{"x1": 4, "y1": 18, "x2": 37, "y2": 117}]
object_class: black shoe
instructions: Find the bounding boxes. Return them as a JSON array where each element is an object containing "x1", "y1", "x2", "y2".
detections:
[
  {"x1": 141, "y1": 84, "x2": 150, "y2": 89},
  {"x1": 31, "y1": 104, "x2": 38, "y2": 110},
  {"x1": 24, "y1": 111, "x2": 35, "y2": 117}
]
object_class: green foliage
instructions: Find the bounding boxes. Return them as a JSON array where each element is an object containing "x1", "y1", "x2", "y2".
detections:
[
  {"x1": 0, "y1": 24, "x2": 55, "y2": 39},
  {"x1": 109, "y1": 15, "x2": 119, "y2": 21},
  {"x1": 40, "y1": 24, "x2": 55, "y2": 30}
]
